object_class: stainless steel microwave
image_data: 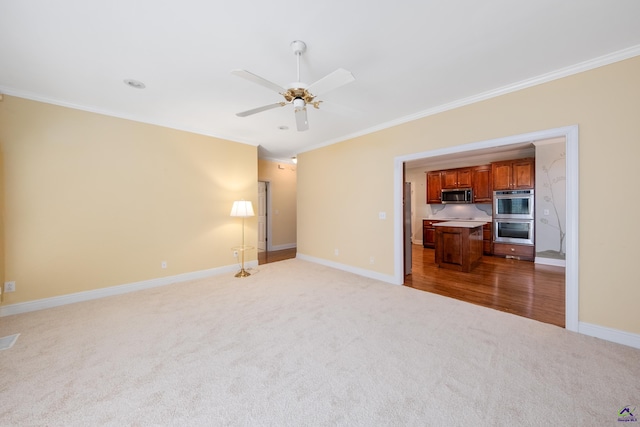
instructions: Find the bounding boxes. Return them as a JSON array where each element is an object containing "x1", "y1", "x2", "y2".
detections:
[{"x1": 441, "y1": 188, "x2": 473, "y2": 204}]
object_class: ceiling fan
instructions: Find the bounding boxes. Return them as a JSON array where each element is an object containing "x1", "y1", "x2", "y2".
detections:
[{"x1": 231, "y1": 40, "x2": 355, "y2": 131}]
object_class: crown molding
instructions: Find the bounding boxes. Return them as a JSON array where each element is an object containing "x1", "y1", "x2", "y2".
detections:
[{"x1": 301, "y1": 44, "x2": 640, "y2": 154}]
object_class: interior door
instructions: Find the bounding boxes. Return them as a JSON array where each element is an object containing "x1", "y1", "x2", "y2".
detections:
[{"x1": 258, "y1": 181, "x2": 267, "y2": 251}]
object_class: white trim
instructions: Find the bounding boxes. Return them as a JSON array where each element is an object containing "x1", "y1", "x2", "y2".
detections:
[
  {"x1": 299, "y1": 45, "x2": 640, "y2": 155},
  {"x1": 535, "y1": 257, "x2": 566, "y2": 267},
  {"x1": 0, "y1": 261, "x2": 257, "y2": 317},
  {"x1": 394, "y1": 125, "x2": 580, "y2": 331},
  {"x1": 270, "y1": 243, "x2": 297, "y2": 251},
  {"x1": 296, "y1": 253, "x2": 398, "y2": 285},
  {"x1": 3, "y1": 46, "x2": 637, "y2": 157},
  {"x1": 258, "y1": 180, "x2": 270, "y2": 252},
  {"x1": 0, "y1": 87, "x2": 258, "y2": 147},
  {"x1": 564, "y1": 125, "x2": 580, "y2": 332},
  {"x1": 579, "y1": 322, "x2": 640, "y2": 350}
]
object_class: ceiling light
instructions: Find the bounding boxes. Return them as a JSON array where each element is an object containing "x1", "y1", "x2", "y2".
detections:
[{"x1": 124, "y1": 79, "x2": 146, "y2": 89}]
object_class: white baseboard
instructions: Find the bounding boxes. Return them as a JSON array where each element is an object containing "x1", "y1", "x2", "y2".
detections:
[
  {"x1": 269, "y1": 243, "x2": 297, "y2": 251},
  {"x1": 296, "y1": 253, "x2": 400, "y2": 285},
  {"x1": 0, "y1": 261, "x2": 258, "y2": 317},
  {"x1": 535, "y1": 257, "x2": 566, "y2": 267},
  {"x1": 4, "y1": 258, "x2": 639, "y2": 350},
  {"x1": 298, "y1": 254, "x2": 640, "y2": 349},
  {"x1": 579, "y1": 322, "x2": 640, "y2": 349}
]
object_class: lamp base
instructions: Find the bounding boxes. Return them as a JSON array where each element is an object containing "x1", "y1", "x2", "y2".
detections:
[{"x1": 235, "y1": 268, "x2": 251, "y2": 278}]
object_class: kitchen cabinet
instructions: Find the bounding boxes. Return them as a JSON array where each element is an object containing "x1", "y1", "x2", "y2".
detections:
[
  {"x1": 426, "y1": 219, "x2": 491, "y2": 253},
  {"x1": 422, "y1": 219, "x2": 443, "y2": 248},
  {"x1": 472, "y1": 165, "x2": 492, "y2": 203},
  {"x1": 441, "y1": 168, "x2": 472, "y2": 189},
  {"x1": 434, "y1": 222, "x2": 484, "y2": 272},
  {"x1": 483, "y1": 223, "x2": 492, "y2": 255},
  {"x1": 492, "y1": 158, "x2": 535, "y2": 190},
  {"x1": 426, "y1": 171, "x2": 442, "y2": 204},
  {"x1": 493, "y1": 242, "x2": 534, "y2": 261}
]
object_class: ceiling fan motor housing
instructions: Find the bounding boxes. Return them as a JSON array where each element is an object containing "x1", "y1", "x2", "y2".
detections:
[
  {"x1": 232, "y1": 39, "x2": 354, "y2": 128},
  {"x1": 283, "y1": 86, "x2": 315, "y2": 104}
]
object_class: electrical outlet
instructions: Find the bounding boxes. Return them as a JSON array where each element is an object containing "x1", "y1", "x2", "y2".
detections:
[
  {"x1": 4, "y1": 281, "x2": 16, "y2": 293},
  {"x1": 233, "y1": 250, "x2": 239, "y2": 257},
  {"x1": 161, "y1": 261, "x2": 167, "y2": 269},
  {"x1": 370, "y1": 256, "x2": 375, "y2": 264},
  {"x1": 334, "y1": 249, "x2": 339, "y2": 256}
]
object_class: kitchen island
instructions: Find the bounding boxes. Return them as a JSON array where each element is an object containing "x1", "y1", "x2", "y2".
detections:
[{"x1": 433, "y1": 221, "x2": 485, "y2": 272}]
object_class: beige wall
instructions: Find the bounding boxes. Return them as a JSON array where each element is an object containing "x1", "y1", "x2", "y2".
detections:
[
  {"x1": 0, "y1": 148, "x2": 4, "y2": 301},
  {"x1": 0, "y1": 96, "x2": 257, "y2": 304},
  {"x1": 298, "y1": 56, "x2": 640, "y2": 335},
  {"x1": 257, "y1": 159, "x2": 297, "y2": 249}
]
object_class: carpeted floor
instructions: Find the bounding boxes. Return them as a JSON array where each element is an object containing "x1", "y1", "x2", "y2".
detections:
[{"x1": 1, "y1": 259, "x2": 638, "y2": 426}]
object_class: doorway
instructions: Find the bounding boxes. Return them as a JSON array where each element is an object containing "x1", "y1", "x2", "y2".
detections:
[
  {"x1": 394, "y1": 125, "x2": 579, "y2": 331},
  {"x1": 258, "y1": 181, "x2": 268, "y2": 252}
]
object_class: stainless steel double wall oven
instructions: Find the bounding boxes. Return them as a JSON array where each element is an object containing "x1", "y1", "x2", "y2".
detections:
[{"x1": 493, "y1": 189, "x2": 535, "y2": 245}]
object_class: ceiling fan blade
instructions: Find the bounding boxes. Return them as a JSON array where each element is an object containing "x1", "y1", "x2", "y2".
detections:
[
  {"x1": 231, "y1": 69, "x2": 287, "y2": 93},
  {"x1": 306, "y1": 68, "x2": 355, "y2": 97},
  {"x1": 294, "y1": 106, "x2": 309, "y2": 131},
  {"x1": 236, "y1": 102, "x2": 285, "y2": 117}
]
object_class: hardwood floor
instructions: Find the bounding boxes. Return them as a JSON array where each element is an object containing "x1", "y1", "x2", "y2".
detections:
[
  {"x1": 259, "y1": 245, "x2": 565, "y2": 327},
  {"x1": 258, "y1": 248, "x2": 296, "y2": 265},
  {"x1": 405, "y1": 245, "x2": 566, "y2": 327}
]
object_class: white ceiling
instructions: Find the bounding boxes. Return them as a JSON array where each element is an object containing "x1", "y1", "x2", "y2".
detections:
[{"x1": 2, "y1": 1, "x2": 640, "y2": 162}]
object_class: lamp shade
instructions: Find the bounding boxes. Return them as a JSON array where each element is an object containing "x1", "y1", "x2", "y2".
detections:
[{"x1": 230, "y1": 200, "x2": 255, "y2": 217}]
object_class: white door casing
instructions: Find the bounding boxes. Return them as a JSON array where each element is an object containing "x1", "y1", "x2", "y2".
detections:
[{"x1": 258, "y1": 181, "x2": 267, "y2": 251}]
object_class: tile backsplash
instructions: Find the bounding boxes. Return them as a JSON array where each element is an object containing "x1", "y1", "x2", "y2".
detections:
[{"x1": 429, "y1": 203, "x2": 492, "y2": 219}]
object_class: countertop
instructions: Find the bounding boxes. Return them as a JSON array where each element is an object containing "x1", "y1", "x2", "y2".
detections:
[
  {"x1": 423, "y1": 217, "x2": 492, "y2": 222},
  {"x1": 433, "y1": 221, "x2": 487, "y2": 228}
]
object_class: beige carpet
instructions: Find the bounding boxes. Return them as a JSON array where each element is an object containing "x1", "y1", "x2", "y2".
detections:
[{"x1": 1, "y1": 259, "x2": 638, "y2": 426}]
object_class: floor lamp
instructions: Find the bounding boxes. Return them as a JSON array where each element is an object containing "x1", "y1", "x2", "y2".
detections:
[{"x1": 230, "y1": 200, "x2": 255, "y2": 278}]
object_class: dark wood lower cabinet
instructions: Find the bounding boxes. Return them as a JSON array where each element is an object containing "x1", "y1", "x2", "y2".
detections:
[
  {"x1": 493, "y1": 242, "x2": 534, "y2": 261},
  {"x1": 425, "y1": 220, "x2": 492, "y2": 255},
  {"x1": 422, "y1": 220, "x2": 442, "y2": 248},
  {"x1": 435, "y1": 225, "x2": 483, "y2": 273},
  {"x1": 483, "y1": 223, "x2": 492, "y2": 255}
]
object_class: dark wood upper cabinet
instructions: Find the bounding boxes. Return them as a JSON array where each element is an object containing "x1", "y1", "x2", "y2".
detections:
[
  {"x1": 441, "y1": 168, "x2": 471, "y2": 189},
  {"x1": 426, "y1": 171, "x2": 442, "y2": 204},
  {"x1": 472, "y1": 165, "x2": 492, "y2": 203},
  {"x1": 426, "y1": 159, "x2": 533, "y2": 204},
  {"x1": 427, "y1": 165, "x2": 491, "y2": 204},
  {"x1": 491, "y1": 158, "x2": 535, "y2": 190},
  {"x1": 512, "y1": 159, "x2": 535, "y2": 189},
  {"x1": 457, "y1": 168, "x2": 472, "y2": 188}
]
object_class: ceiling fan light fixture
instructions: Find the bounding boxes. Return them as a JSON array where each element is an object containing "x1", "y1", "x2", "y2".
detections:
[
  {"x1": 292, "y1": 98, "x2": 305, "y2": 109},
  {"x1": 231, "y1": 40, "x2": 355, "y2": 132}
]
